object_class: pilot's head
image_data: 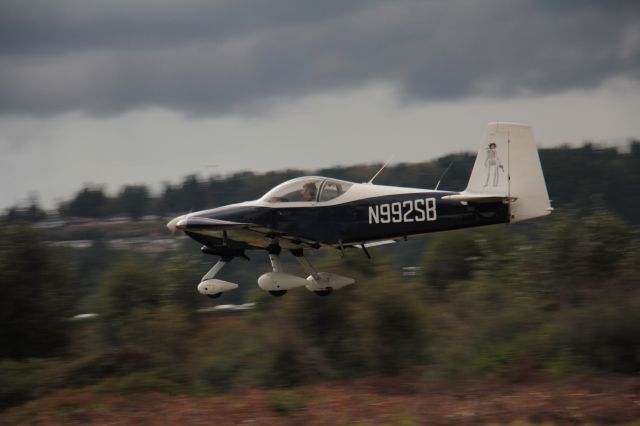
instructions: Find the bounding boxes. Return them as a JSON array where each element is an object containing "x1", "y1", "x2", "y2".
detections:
[{"x1": 301, "y1": 182, "x2": 317, "y2": 201}]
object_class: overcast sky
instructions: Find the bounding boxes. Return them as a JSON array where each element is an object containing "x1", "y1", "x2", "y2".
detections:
[{"x1": 1, "y1": 0, "x2": 639, "y2": 209}]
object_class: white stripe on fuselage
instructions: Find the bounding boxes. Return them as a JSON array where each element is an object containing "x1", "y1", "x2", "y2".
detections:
[
  {"x1": 240, "y1": 182, "x2": 452, "y2": 209},
  {"x1": 175, "y1": 181, "x2": 456, "y2": 249},
  {"x1": 181, "y1": 180, "x2": 454, "y2": 228}
]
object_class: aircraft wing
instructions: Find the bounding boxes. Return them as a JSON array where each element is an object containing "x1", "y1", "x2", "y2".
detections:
[
  {"x1": 342, "y1": 239, "x2": 398, "y2": 253},
  {"x1": 359, "y1": 240, "x2": 398, "y2": 248},
  {"x1": 171, "y1": 215, "x2": 321, "y2": 250}
]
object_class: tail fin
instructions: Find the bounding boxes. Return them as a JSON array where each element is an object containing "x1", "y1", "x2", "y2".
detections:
[{"x1": 464, "y1": 122, "x2": 552, "y2": 222}]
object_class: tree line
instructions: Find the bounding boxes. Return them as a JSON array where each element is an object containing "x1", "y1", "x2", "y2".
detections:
[{"x1": 5, "y1": 141, "x2": 640, "y2": 224}]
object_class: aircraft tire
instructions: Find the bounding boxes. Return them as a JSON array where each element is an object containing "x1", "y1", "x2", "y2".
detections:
[
  {"x1": 269, "y1": 290, "x2": 287, "y2": 297},
  {"x1": 314, "y1": 288, "x2": 333, "y2": 297}
]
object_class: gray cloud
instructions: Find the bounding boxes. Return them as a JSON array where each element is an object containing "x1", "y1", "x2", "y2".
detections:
[{"x1": 0, "y1": 0, "x2": 638, "y2": 116}]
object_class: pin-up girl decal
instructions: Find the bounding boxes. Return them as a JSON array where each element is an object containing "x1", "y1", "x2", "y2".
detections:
[{"x1": 484, "y1": 142, "x2": 504, "y2": 187}]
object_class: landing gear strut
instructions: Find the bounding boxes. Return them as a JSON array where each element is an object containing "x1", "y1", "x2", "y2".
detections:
[
  {"x1": 258, "y1": 241, "x2": 355, "y2": 296},
  {"x1": 264, "y1": 243, "x2": 289, "y2": 296},
  {"x1": 197, "y1": 256, "x2": 238, "y2": 298},
  {"x1": 290, "y1": 248, "x2": 334, "y2": 297},
  {"x1": 258, "y1": 241, "x2": 311, "y2": 296}
]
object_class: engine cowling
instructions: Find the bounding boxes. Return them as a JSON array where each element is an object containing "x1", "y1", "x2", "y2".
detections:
[{"x1": 197, "y1": 279, "x2": 238, "y2": 296}]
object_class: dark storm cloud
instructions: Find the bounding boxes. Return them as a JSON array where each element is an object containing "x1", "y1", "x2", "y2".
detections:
[{"x1": 0, "y1": 0, "x2": 638, "y2": 116}]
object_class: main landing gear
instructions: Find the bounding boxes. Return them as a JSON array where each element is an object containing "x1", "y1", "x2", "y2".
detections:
[
  {"x1": 257, "y1": 242, "x2": 355, "y2": 297},
  {"x1": 197, "y1": 241, "x2": 355, "y2": 298}
]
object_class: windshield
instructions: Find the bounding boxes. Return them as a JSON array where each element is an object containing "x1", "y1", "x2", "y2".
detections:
[
  {"x1": 261, "y1": 177, "x2": 324, "y2": 202},
  {"x1": 260, "y1": 177, "x2": 353, "y2": 203},
  {"x1": 319, "y1": 179, "x2": 353, "y2": 202}
]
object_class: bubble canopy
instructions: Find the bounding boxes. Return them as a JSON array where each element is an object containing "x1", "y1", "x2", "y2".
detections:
[{"x1": 260, "y1": 177, "x2": 354, "y2": 203}]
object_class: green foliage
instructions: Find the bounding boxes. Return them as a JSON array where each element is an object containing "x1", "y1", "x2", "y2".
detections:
[
  {"x1": 184, "y1": 257, "x2": 434, "y2": 394},
  {"x1": 3, "y1": 181, "x2": 640, "y2": 411},
  {"x1": 0, "y1": 225, "x2": 76, "y2": 359},
  {"x1": 191, "y1": 319, "x2": 269, "y2": 393},
  {"x1": 421, "y1": 230, "x2": 482, "y2": 291},
  {"x1": 96, "y1": 253, "x2": 197, "y2": 377},
  {"x1": 97, "y1": 254, "x2": 162, "y2": 345},
  {"x1": 422, "y1": 211, "x2": 640, "y2": 377},
  {"x1": 543, "y1": 210, "x2": 622, "y2": 285},
  {"x1": 253, "y1": 263, "x2": 430, "y2": 382},
  {"x1": 70, "y1": 239, "x2": 117, "y2": 308},
  {"x1": 0, "y1": 359, "x2": 50, "y2": 408},
  {"x1": 60, "y1": 186, "x2": 108, "y2": 218},
  {"x1": 3, "y1": 141, "x2": 640, "y2": 419},
  {"x1": 5, "y1": 203, "x2": 47, "y2": 224},
  {"x1": 160, "y1": 253, "x2": 205, "y2": 316},
  {"x1": 179, "y1": 211, "x2": 639, "y2": 390},
  {"x1": 426, "y1": 274, "x2": 546, "y2": 377},
  {"x1": 245, "y1": 294, "x2": 335, "y2": 387},
  {"x1": 263, "y1": 286, "x2": 367, "y2": 378},
  {"x1": 115, "y1": 185, "x2": 150, "y2": 220},
  {"x1": 356, "y1": 278, "x2": 429, "y2": 375},
  {"x1": 198, "y1": 353, "x2": 246, "y2": 393},
  {"x1": 549, "y1": 294, "x2": 640, "y2": 373}
]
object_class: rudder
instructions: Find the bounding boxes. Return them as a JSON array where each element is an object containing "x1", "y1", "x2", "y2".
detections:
[{"x1": 465, "y1": 122, "x2": 552, "y2": 222}]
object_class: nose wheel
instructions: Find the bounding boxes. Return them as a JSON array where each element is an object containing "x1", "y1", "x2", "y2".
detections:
[{"x1": 197, "y1": 256, "x2": 239, "y2": 298}]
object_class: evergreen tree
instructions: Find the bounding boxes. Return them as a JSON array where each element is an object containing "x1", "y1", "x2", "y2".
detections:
[{"x1": 0, "y1": 226, "x2": 75, "y2": 359}]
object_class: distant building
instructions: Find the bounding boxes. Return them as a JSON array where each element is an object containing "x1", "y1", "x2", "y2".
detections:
[
  {"x1": 402, "y1": 266, "x2": 423, "y2": 277},
  {"x1": 49, "y1": 240, "x2": 93, "y2": 249}
]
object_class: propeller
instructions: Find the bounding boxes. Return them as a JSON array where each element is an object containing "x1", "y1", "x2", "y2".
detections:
[{"x1": 166, "y1": 209, "x2": 193, "y2": 235}]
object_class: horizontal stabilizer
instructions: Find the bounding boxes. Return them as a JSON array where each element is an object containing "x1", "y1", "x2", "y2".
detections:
[{"x1": 441, "y1": 193, "x2": 515, "y2": 203}]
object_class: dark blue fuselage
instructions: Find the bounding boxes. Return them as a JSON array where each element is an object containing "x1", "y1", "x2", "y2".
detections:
[{"x1": 184, "y1": 192, "x2": 509, "y2": 251}]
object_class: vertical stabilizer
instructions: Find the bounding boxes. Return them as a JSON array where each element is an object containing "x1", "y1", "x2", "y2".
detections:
[{"x1": 465, "y1": 122, "x2": 552, "y2": 222}]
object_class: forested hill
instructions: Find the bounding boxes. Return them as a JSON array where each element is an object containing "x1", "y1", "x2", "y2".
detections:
[{"x1": 6, "y1": 141, "x2": 640, "y2": 225}]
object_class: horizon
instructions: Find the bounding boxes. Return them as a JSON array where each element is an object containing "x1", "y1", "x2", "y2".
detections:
[{"x1": 5, "y1": 137, "x2": 637, "y2": 212}]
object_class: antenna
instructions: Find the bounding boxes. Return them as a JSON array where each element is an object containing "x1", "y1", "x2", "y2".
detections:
[
  {"x1": 434, "y1": 160, "x2": 454, "y2": 191},
  {"x1": 507, "y1": 130, "x2": 511, "y2": 199},
  {"x1": 367, "y1": 155, "x2": 395, "y2": 184}
]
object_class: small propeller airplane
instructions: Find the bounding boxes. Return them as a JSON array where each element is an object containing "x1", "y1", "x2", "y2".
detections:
[{"x1": 168, "y1": 122, "x2": 552, "y2": 298}]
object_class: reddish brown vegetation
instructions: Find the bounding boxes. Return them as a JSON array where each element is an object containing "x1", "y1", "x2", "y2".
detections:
[{"x1": 2, "y1": 375, "x2": 639, "y2": 425}]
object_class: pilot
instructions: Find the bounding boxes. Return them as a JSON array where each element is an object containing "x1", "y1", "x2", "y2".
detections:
[{"x1": 300, "y1": 182, "x2": 317, "y2": 201}]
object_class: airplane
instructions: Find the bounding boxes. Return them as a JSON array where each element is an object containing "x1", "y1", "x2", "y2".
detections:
[{"x1": 167, "y1": 122, "x2": 552, "y2": 298}]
